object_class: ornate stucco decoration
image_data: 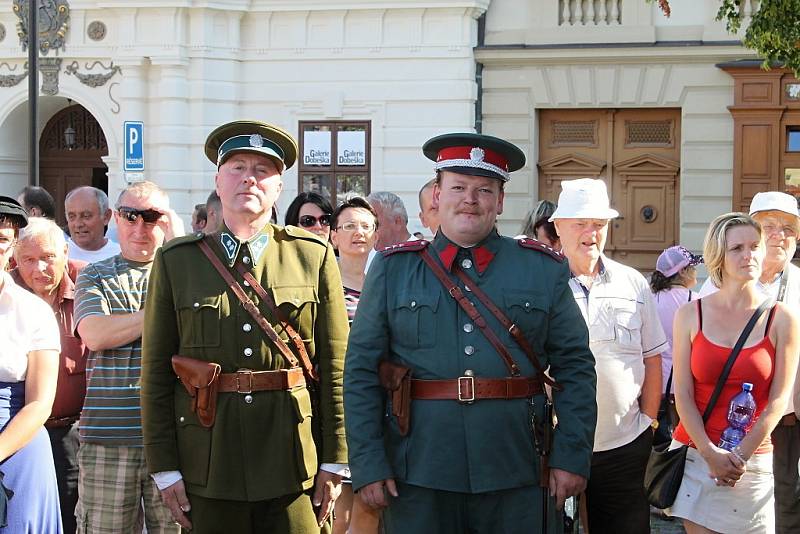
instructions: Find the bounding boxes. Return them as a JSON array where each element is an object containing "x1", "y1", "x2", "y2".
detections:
[
  {"x1": 65, "y1": 60, "x2": 121, "y2": 88},
  {"x1": 39, "y1": 57, "x2": 62, "y2": 94},
  {"x1": 0, "y1": 62, "x2": 27, "y2": 87},
  {"x1": 87, "y1": 20, "x2": 105, "y2": 41},
  {"x1": 14, "y1": 0, "x2": 70, "y2": 55},
  {"x1": 0, "y1": 23, "x2": 6, "y2": 42}
]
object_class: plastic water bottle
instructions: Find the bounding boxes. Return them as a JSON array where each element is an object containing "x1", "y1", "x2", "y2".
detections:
[{"x1": 718, "y1": 383, "x2": 757, "y2": 451}]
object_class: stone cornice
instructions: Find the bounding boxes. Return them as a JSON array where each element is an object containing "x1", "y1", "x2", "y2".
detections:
[{"x1": 475, "y1": 42, "x2": 759, "y2": 66}]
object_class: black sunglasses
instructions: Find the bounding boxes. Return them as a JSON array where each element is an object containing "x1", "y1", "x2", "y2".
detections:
[
  {"x1": 118, "y1": 207, "x2": 163, "y2": 225},
  {"x1": 298, "y1": 214, "x2": 331, "y2": 228}
]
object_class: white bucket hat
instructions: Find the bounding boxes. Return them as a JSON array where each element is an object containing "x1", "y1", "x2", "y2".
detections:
[
  {"x1": 549, "y1": 178, "x2": 620, "y2": 221},
  {"x1": 749, "y1": 191, "x2": 800, "y2": 219}
]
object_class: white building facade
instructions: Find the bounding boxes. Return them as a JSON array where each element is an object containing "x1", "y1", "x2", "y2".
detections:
[{"x1": 0, "y1": 0, "x2": 489, "y2": 231}]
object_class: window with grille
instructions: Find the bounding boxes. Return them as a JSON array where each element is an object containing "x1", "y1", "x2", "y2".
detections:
[
  {"x1": 298, "y1": 121, "x2": 371, "y2": 207},
  {"x1": 625, "y1": 120, "x2": 673, "y2": 147},
  {"x1": 551, "y1": 120, "x2": 597, "y2": 146}
]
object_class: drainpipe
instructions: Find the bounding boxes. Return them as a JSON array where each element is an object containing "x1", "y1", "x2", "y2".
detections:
[{"x1": 474, "y1": 12, "x2": 485, "y2": 134}]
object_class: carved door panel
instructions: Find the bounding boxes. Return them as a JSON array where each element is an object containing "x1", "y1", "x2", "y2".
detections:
[
  {"x1": 41, "y1": 166, "x2": 94, "y2": 225},
  {"x1": 538, "y1": 108, "x2": 680, "y2": 271}
]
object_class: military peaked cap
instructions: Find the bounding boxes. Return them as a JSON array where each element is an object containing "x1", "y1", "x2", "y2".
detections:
[
  {"x1": 205, "y1": 120, "x2": 298, "y2": 172},
  {"x1": 423, "y1": 132, "x2": 526, "y2": 182}
]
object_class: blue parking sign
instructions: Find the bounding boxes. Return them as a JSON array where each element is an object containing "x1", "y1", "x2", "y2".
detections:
[{"x1": 124, "y1": 122, "x2": 144, "y2": 171}]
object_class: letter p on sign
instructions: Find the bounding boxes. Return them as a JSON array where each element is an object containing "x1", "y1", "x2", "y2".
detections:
[{"x1": 124, "y1": 121, "x2": 144, "y2": 172}]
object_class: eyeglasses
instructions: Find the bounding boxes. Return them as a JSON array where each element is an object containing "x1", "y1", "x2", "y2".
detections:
[
  {"x1": 337, "y1": 221, "x2": 376, "y2": 233},
  {"x1": 298, "y1": 214, "x2": 331, "y2": 228},
  {"x1": 118, "y1": 207, "x2": 163, "y2": 225},
  {"x1": 762, "y1": 222, "x2": 798, "y2": 238}
]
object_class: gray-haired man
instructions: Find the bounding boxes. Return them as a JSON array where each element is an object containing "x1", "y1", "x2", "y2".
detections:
[{"x1": 64, "y1": 186, "x2": 121, "y2": 263}]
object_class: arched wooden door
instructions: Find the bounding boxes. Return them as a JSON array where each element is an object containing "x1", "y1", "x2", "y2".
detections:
[{"x1": 40, "y1": 104, "x2": 109, "y2": 226}]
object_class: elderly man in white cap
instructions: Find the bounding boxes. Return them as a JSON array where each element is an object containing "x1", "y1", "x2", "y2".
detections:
[
  {"x1": 699, "y1": 191, "x2": 800, "y2": 533},
  {"x1": 550, "y1": 178, "x2": 666, "y2": 534}
]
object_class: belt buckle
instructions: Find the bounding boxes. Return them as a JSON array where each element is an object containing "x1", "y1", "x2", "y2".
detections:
[
  {"x1": 236, "y1": 369, "x2": 253, "y2": 394},
  {"x1": 457, "y1": 375, "x2": 475, "y2": 404}
]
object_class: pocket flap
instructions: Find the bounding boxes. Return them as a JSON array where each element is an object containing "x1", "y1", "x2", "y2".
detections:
[
  {"x1": 272, "y1": 286, "x2": 319, "y2": 307},
  {"x1": 177, "y1": 295, "x2": 222, "y2": 312},
  {"x1": 392, "y1": 293, "x2": 440, "y2": 312},
  {"x1": 503, "y1": 292, "x2": 548, "y2": 313}
]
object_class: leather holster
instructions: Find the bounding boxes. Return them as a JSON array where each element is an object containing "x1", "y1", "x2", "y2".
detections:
[
  {"x1": 171, "y1": 355, "x2": 222, "y2": 428},
  {"x1": 377, "y1": 360, "x2": 412, "y2": 436}
]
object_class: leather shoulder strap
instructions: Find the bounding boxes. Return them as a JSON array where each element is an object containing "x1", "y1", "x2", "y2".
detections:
[
  {"x1": 196, "y1": 237, "x2": 306, "y2": 375},
  {"x1": 450, "y1": 262, "x2": 561, "y2": 391},
  {"x1": 233, "y1": 262, "x2": 318, "y2": 382}
]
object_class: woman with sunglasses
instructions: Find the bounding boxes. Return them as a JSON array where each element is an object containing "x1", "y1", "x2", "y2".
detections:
[
  {"x1": 284, "y1": 192, "x2": 334, "y2": 241},
  {"x1": 329, "y1": 197, "x2": 381, "y2": 534}
]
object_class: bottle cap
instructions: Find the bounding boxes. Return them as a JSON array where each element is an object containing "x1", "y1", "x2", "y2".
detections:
[{"x1": 743, "y1": 382, "x2": 753, "y2": 391}]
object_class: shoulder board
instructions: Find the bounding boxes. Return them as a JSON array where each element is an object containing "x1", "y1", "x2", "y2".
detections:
[
  {"x1": 380, "y1": 240, "x2": 430, "y2": 257},
  {"x1": 283, "y1": 224, "x2": 328, "y2": 245},
  {"x1": 517, "y1": 238, "x2": 565, "y2": 262},
  {"x1": 161, "y1": 232, "x2": 205, "y2": 252}
]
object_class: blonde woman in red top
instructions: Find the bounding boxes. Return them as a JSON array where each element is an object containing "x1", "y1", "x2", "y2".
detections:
[{"x1": 667, "y1": 213, "x2": 800, "y2": 533}]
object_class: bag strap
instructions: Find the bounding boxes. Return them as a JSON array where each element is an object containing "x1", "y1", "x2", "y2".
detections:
[
  {"x1": 196, "y1": 237, "x2": 317, "y2": 381},
  {"x1": 233, "y1": 262, "x2": 317, "y2": 383},
  {"x1": 418, "y1": 247, "x2": 559, "y2": 390},
  {"x1": 700, "y1": 299, "x2": 770, "y2": 423}
]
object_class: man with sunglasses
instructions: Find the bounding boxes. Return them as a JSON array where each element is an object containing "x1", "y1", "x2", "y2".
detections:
[
  {"x1": 141, "y1": 120, "x2": 350, "y2": 534},
  {"x1": 73, "y1": 181, "x2": 183, "y2": 533}
]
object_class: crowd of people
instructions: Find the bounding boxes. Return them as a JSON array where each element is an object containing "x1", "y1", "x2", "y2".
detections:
[{"x1": 0, "y1": 119, "x2": 798, "y2": 534}]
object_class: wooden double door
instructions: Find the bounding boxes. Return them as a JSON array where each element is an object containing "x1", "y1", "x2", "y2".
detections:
[{"x1": 538, "y1": 109, "x2": 681, "y2": 271}]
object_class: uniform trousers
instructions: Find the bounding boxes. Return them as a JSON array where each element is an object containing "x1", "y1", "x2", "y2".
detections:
[
  {"x1": 382, "y1": 480, "x2": 558, "y2": 534},
  {"x1": 772, "y1": 419, "x2": 800, "y2": 534},
  {"x1": 47, "y1": 421, "x2": 80, "y2": 534},
  {"x1": 185, "y1": 489, "x2": 323, "y2": 534},
  {"x1": 585, "y1": 428, "x2": 653, "y2": 534}
]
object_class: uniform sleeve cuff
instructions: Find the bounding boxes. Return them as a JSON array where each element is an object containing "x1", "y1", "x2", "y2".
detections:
[
  {"x1": 151, "y1": 470, "x2": 183, "y2": 490},
  {"x1": 319, "y1": 463, "x2": 351, "y2": 478}
]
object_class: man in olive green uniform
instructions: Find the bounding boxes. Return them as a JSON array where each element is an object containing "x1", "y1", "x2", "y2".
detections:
[
  {"x1": 141, "y1": 121, "x2": 350, "y2": 533},
  {"x1": 344, "y1": 133, "x2": 597, "y2": 534}
]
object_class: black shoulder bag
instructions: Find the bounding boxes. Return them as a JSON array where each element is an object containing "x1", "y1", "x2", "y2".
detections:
[{"x1": 644, "y1": 299, "x2": 770, "y2": 509}]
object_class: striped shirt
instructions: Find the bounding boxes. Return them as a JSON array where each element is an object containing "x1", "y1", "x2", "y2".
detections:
[{"x1": 74, "y1": 255, "x2": 152, "y2": 447}]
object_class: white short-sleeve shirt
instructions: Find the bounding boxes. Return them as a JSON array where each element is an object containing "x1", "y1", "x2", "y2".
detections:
[
  {"x1": 569, "y1": 256, "x2": 667, "y2": 452},
  {"x1": 0, "y1": 271, "x2": 61, "y2": 382}
]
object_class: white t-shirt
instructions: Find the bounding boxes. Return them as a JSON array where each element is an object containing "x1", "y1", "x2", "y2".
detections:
[
  {"x1": 698, "y1": 263, "x2": 800, "y2": 415},
  {"x1": 0, "y1": 272, "x2": 61, "y2": 382},
  {"x1": 67, "y1": 238, "x2": 121, "y2": 264},
  {"x1": 569, "y1": 256, "x2": 668, "y2": 452}
]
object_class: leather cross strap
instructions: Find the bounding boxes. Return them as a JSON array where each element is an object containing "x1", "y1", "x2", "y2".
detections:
[
  {"x1": 233, "y1": 263, "x2": 318, "y2": 382},
  {"x1": 411, "y1": 376, "x2": 543, "y2": 403},
  {"x1": 418, "y1": 248, "x2": 522, "y2": 377},
  {"x1": 450, "y1": 265, "x2": 561, "y2": 391},
  {"x1": 419, "y1": 247, "x2": 560, "y2": 390},
  {"x1": 217, "y1": 367, "x2": 306, "y2": 393},
  {"x1": 196, "y1": 237, "x2": 305, "y2": 376}
]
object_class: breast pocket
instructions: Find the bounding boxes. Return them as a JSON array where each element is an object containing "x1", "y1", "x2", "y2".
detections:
[
  {"x1": 391, "y1": 293, "x2": 440, "y2": 349},
  {"x1": 272, "y1": 285, "x2": 319, "y2": 341},
  {"x1": 504, "y1": 292, "x2": 549, "y2": 336},
  {"x1": 177, "y1": 295, "x2": 222, "y2": 348},
  {"x1": 590, "y1": 300, "x2": 642, "y2": 348}
]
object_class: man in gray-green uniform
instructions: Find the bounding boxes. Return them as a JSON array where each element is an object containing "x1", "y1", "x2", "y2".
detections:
[
  {"x1": 344, "y1": 133, "x2": 598, "y2": 533},
  {"x1": 141, "y1": 121, "x2": 350, "y2": 533}
]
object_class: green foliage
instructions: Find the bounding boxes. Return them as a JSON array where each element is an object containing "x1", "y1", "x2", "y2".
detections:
[{"x1": 650, "y1": 0, "x2": 800, "y2": 77}]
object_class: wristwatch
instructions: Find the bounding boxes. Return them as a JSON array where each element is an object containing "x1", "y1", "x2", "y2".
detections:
[{"x1": 650, "y1": 419, "x2": 660, "y2": 431}]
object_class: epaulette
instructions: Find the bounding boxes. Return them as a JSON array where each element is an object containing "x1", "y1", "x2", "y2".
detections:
[
  {"x1": 283, "y1": 224, "x2": 328, "y2": 246},
  {"x1": 162, "y1": 232, "x2": 205, "y2": 252},
  {"x1": 380, "y1": 239, "x2": 430, "y2": 257},
  {"x1": 517, "y1": 238, "x2": 565, "y2": 262}
]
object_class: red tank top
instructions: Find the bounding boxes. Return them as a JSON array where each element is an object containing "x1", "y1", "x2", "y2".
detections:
[{"x1": 673, "y1": 300, "x2": 776, "y2": 454}]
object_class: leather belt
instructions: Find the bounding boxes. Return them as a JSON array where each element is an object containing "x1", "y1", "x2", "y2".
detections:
[
  {"x1": 411, "y1": 376, "x2": 543, "y2": 404},
  {"x1": 780, "y1": 413, "x2": 798, "y2": 427},
  {"x1": 45, "y1": 415, "x2": 80, "y2": 429},
  {"x1": 217, "y1": 368, "x2": 305, "y2": 394}
]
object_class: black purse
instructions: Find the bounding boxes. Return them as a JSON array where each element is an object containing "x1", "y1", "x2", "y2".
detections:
[{"x1": 644, "y1": 299, "x2": 770, "y2": 509}]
